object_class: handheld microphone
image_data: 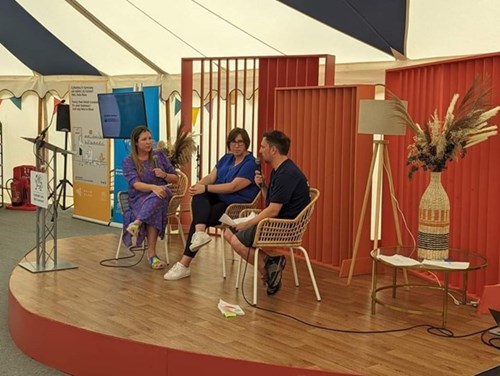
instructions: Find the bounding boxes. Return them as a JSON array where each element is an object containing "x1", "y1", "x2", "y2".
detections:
[
  {"x1": 152, "y1": 155, "x2": 159, "y2": 168},
  {"x1": 255, "y1": 158, "x2": 263, "y2": 188}
]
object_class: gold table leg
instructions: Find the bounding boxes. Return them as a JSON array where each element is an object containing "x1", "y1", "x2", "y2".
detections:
[
  {"x1": 443, "y1": 271, "x2": 449, "y2": 327},
  {"x1": 392, "y1": 267, "x2": 397, "y2": 298},
  {"x1": 461, "y1": 270, "x2": 468, "y2": 304},
  {"x1": 371, "y1": 259, "x2": 377, "y2": 314}
]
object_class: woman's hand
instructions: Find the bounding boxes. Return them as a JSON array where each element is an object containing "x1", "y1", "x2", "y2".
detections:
[
  {"x1": 153, "y1": 168, "x2": 167, "y2": 179},
  {"x1": 151, "y1": 184, "x2": 168, "y2": 199},
  {"x1": 189, "y1": 183, "x2": 205, "y2": 196}
]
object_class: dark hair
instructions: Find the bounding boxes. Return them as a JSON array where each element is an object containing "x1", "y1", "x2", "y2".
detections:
[
  {"x1": 262, "y1": 130, "x2": 290, "y2": 155},
  {"x1": 226, "y1": 127, "x2": 251, "y2": 150},
  {"x1": 130, "y1": 125, "x2": 152, "y2": 174}
]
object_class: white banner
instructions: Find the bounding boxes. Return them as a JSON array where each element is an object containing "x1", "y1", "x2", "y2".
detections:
[{"x1": 70, "y1": 83, "x2": 111, "y2": 223}]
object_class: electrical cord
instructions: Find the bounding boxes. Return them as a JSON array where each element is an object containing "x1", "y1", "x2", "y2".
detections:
[
  {"x1": 237, "y1": 247, "x2": 499, "y2": 345},
  {"x1": 383, "y1": 163, "x2": 416, "y2": 249},
  {"x1": 99, "y1": 245, "x2": 146, "y2": 268},
  {"x1": 481, "y1": 330, "x2": 500, "y2": 349}
]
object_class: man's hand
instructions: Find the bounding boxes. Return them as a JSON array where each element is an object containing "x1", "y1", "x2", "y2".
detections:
[
  {"x1": 255, "y1": 169, "x2": 264, "y2": 188},
  {"x1": 234, "y1": 220, "x2": 252, "y2": 232}
]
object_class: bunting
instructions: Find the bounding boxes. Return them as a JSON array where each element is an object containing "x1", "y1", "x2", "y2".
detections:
[
  {"x1": 10, "y1": 96, "x2": 22, "y2": 110},
  {"x1": 53, "y1": 98, "x2": 64, "y2": 114},
  {"x1": 192, "y1": 107, "x2": 200, "y2": 126},
  {"x1": 174, "y1": 97, "x2": 181, "y2": 115},
  {"x1": 204, "y1": 99, "x2": 213, "y2": 116}
]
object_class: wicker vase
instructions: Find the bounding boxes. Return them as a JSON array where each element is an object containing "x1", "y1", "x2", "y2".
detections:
[{"x1": 417, "y1": 172, "x2": 450, "y2": 260}]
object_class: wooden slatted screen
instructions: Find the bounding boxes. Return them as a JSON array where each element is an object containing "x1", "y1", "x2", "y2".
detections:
[{"x1": 275, "y1": 85, "x2": 375, "y2": 267}]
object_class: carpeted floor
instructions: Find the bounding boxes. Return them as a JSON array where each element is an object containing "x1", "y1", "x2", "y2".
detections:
[{"x1": 0, "y1": 205, "x2": 119, "y2": 375}]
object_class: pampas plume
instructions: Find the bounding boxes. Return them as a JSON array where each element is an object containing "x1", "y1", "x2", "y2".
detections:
[{"x1": 158, "y1": 126, "x2": 197, "y2": 168}]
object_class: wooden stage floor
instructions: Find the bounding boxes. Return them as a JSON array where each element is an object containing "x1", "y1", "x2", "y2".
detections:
[{"x1": 8, "y1": 233, "x2": 500, "y2": 375}]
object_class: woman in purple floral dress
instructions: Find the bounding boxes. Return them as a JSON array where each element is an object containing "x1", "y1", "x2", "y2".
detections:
[{"x1": 122, "y1": 126, "x2": 178, "y2": 269}]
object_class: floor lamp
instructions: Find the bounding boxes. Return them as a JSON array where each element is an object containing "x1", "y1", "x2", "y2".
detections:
[{"x1": 347, "y1": 99, "x2": 407, "y2": 285}]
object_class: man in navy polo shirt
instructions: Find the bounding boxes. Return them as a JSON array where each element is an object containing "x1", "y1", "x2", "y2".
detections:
[{"x1": 225, "y1": 130, "x2": 309, "y2": 295}]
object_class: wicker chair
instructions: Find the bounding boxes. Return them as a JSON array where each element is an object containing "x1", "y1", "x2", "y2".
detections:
[
  {"x1": 114, "y1": 191, "x2": 145, "y2": 259},
  {"x1": 163, "y1": 170, "x2": 189, "y2": 263},
  {"x1": 236, "y1": 188, "x2": 321, "y2": 305},
  {"x1": 114, "y1": 171, "x2": 188, "y2": 263},
  {"x1": 215, "y1": 191, "x2": 261, "y2": 278}
]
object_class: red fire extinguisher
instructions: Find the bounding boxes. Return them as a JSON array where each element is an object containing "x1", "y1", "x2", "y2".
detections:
[
  {"x1": 22, "y1": 175, "x2": 32, "y2": 206},
  {"x1": 10, "y1": 178, "x2": 24, "y2": 206},
  {"x1": 6, "y1": 165, "x2": 37, "y2": 211}
]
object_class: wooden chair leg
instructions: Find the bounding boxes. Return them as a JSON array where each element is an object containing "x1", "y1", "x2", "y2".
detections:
[
  {"x1": 297, "y1": 246, "x2": 321, "y2": 302},
  {"x1": 220, "y1": 228, "x2": 227, "y2": 278},
  {"x1": 115, "y1": 230, "x2": 125, "y2": 259},
  {"x1": 163, "y1": 224, "x2": 170, "y2": 265},
  {"x1": 164, "y1": 236, "x2": 170, "y2": 266},
  {"x1": 253, "y1": 247, "x2": 260, "y2": 306},
  {"x1": 176, "y1": 215, "x2": 186, "y2": 247},
  {"x1": 289, "y1": 248, "x2": 299, "y2": 286},
  {"x1": 235, "y1": 255, "x2": 242, "y2": 289}
]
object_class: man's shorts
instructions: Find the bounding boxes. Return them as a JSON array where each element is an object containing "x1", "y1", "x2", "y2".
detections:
[{"x1": 235, "y1": 225, "x2": 257, "y2": 247}]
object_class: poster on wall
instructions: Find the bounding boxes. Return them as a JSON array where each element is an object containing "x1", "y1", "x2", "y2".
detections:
[{"x1": 70, "y1": 83, "x2": 111, "y2": 224}]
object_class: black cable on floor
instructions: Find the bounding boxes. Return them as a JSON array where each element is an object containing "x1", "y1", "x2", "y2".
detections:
[
  {"x1": 99, "y1": 246, "x2": 145, "y2": 268},
  {"x1": 238, "y1": 249, "x2": 500, "y2": 343}
]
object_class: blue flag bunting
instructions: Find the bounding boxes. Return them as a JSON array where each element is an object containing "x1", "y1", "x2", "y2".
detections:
[{"x1": 10, "y1": 96, "x2": 22, "y2": 110}]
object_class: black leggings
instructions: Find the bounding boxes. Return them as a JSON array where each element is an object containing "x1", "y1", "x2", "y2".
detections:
[{"x1": 183, "y1": 192, "x2": 228, "y2": 258}]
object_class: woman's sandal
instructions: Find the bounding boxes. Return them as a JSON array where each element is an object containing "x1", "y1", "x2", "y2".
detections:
[
  {"x1": 148, "y1": 255, "x2": 166, "y2": 270},
  {"x1": 126, "y1": 222, "x2": 140, "y2": 237}
]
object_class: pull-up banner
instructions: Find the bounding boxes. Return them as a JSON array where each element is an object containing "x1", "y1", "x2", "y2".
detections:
[
  {"x1": 70, "y1": 82, "x2": 111, "y2": 224},
  {"x1": 111, "y1": 86, "x2": 160, "y2": 225}
]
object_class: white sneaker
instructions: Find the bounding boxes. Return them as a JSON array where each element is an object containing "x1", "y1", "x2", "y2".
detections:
[
  {"x1": 189, "y1": 231, "x2": 212, "y2": 251},
  {"x1": 164, "y1": 262, "x2": 191, "y2": 281}
]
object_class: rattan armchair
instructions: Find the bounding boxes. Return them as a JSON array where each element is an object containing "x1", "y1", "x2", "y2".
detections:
[
  {"x1": 114, "y1": 171, "x2": 188, "y2": 264},
  {"x1": 216, "y1": 191, "x2": 261, "y2": 278},
  {"x1": 114, "y1": 191, "x2": 145, "y2": 259},
  {"x1": 163, "y1": 170, "x2": 189, "y2": 264},
  {"x1": 236, "y1": 188, "x2": 321, "y2": 305}
]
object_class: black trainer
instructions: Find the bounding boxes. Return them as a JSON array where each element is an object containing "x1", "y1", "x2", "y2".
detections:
[{"x1": 264, "y1": 255, "x2": 286, "y2": 296}]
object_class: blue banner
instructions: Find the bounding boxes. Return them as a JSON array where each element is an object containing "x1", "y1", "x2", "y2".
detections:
[{"x1": 112, "y1": 86, "x2": 160, "y2": 224}]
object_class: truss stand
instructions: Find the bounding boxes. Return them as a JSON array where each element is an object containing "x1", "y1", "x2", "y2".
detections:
[
  {"x1": 19, "y1": 137, "x2": 78, "y2": 273},
  {"x1": 54, "y1": 130, "x2": 73, "y2": 210}
]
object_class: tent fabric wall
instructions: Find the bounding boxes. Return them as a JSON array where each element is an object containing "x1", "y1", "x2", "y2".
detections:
[
  {"x1": 275, "y1": 85, "x2": 374, "y2": 267},
  {"x1": 383, "y1": 52, "x2": 500, "y2": 298}
]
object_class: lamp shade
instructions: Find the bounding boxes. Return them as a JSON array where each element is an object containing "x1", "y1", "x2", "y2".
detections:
[{"x1": 358, "y1": 99, "x2": 408, "y2": 135}]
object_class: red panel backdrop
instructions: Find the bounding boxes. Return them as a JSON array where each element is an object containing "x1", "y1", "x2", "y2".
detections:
[
  {"x1": 383, "y1": 52, "x2": 500, "y2": 299},
  {"x1": 275, "y1": 85, "x2": 374, "y2": 268}
]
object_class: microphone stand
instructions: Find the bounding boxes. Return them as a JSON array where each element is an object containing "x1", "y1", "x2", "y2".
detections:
[{"x1": 54, "y1": 130, "x2": 73, "y2": 210}]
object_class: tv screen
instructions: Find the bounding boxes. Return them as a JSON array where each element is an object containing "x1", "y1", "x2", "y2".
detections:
[{"x1": 97, "y1": 91, "x2": 148, "y2": 139}]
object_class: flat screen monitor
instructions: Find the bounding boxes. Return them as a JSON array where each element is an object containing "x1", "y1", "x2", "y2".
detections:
[{"x1": 97, "y1": 91, "x2": 148, "y2": 139}]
